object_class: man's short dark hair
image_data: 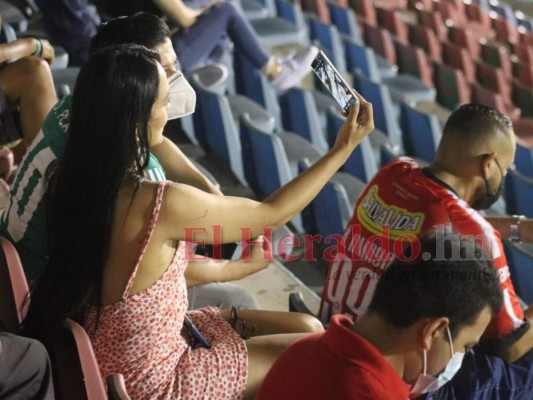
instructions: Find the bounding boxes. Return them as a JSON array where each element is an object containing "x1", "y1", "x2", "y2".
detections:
[
  {"x1": 368, "y1": 235, "x2": 503, "y2": 340},
  {"x1": 89, "y1": 12, "x2": 170, "y2": 55},
  {"x1": 442, "y1": 103, "x2": 513, "y2": 142}
]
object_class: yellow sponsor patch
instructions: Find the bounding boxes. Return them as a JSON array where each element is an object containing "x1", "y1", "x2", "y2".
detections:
[{"x1": 357, "y1": 185, "x2": 425, "y2": 239}]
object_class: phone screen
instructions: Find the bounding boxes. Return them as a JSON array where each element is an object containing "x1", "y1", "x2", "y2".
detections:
[{"x1": 311, "y1": 51, "x2": 359, "y2": 113}]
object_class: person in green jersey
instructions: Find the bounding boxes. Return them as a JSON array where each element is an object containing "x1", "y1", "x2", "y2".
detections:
[{"x1": 1, "y1": 13, "x2": 262, "y2": 310}]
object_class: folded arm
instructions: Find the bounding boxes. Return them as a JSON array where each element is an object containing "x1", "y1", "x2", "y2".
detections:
[{"x1": 150, "y1": 137, "x2": 222, "y2": 195}]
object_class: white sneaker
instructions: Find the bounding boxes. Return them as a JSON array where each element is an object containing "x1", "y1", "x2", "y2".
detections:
[{"x1": 270, "y1": 45, "x2": 320, "y2": 95}]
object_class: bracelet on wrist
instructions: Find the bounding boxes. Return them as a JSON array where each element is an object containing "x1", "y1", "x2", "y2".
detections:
[{"x1": 32, "y1": 38, "x2": 43, "y2": 57}]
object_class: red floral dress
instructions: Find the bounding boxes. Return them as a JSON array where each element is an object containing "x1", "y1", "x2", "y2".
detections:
[{"x1": 85, "y1": 182, "x2": 248, "y2": 399}]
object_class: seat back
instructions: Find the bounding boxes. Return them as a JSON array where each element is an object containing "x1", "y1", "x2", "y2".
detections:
[
  {"x1": 190, "y1": 75, "x2": 247, "y2": 185},
  {"x1": 442, "y1": 41, "x2": 475, "y2": 82},
  {"x1": 298, "y1": 158, "x2": 361, "y2": 238},
  {"x1": 49, "y1": 319, "x2": 107, "y2": 400},
  {"x1": 350, "y1": 0, "x2": 377, "y2": 26},
  {"x1": 505, "y1": 168, "x2": 533, "y2": 217},
  {"x1": 514, "y1": 140, "x2": 533, "y2": 177},
  {"x1": 363, "y1": 23, "x2": 397, "y2": 66},
  {"x1": 376, "y1": 7, "x2": 408, "y2": 43},
  {"x1": 239, "y1": 114, "x2": 292, "y2": 196},
  {"x1": 476, "y1": 61, "x2": 511, "y2": 104},
  {"x1": 297, "y1": 0, "x2": 330, "y2": 23},
  {"x1": 394, "y1": 40, "x2": 433, "y2": 87},
  {"x1": 399, "y1": 103, "x2": 441, "y2": 163},
  {"x1": 472, "y1": 83, "x2": 519, "y2": 119},
  {"x1": 352, "y1": 70, "x2": 403, "y2": 149},
  {"x1": 502, "y1": 240, "x2": 533, "y2": 304},
  {"x1": 514, "y1": 43, "x2": 533, "y2": 65},
  {"x1": 448, "y1": 25, "x2": 481, "y2": 57},
  {"x1": 492, "y1": 15, "x2": 520, "y2": 44},
  {"x1": 343, "y1": 38, "x2": 381, "y2": 81},
  {"x1": 0, "y1": 236, "x2": 29, "y2": 333},
  {"x1": 408, "y1": 25, "x2": 442, "y2": 62},
  {"x1": 279, "y1": 87, "x2": 329, "y2": 153},
  {"x1": 233, "y1": 50, "x2": 283, "y2": 132},
  {"x1": 326, "y1": 109, "x2": 378, "y2": 182},
  {"x1": 328, "y1": 2, "x2": 362, "y2": 44},
  {"x1": 433, "y1": 61, "x2": 471, "y2": 109},
  {"x1": 480, "y1": 42, "x2": 512, "y2": 80},
  {"x1": 513, "y1": 79, "x2": 533, "y2": 118},
  {"x1": 308, "y1": 16, "x2": 347, "y2": 73}
]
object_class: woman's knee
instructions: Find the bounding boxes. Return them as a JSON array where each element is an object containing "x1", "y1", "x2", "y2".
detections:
[
  {"x1": 0, "y1": 57, "x2": 51, "y2": 102},
  {"x1": 18, "y1": 57, "x2": 54, "y2": 87},
  {"x1": 208, "y1": 1, "x2": 241, "y2": 19},
  {"x1": 291, "y1": 313, "x2": 325, "y2": 333}
]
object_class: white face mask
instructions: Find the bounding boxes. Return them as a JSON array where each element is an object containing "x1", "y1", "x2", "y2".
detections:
[
  {"x1": 410, "y1": 326, "x2": 465, "y2": 396},
  {"x1": 167, "y1": 71, "x2": 196, "y2": 120}
]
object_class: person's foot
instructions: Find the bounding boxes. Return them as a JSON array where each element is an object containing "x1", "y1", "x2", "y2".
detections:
[{"x1": 269, "y1": 46, "x2": 319, "y2": 95}]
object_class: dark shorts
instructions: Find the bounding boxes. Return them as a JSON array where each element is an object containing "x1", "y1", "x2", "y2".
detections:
[{"x1": 426, "y1": 348, "x2": 533, "y2": 400}]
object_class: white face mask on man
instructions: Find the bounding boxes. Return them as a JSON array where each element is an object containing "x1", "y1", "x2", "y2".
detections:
[
  {"x1": 167, "y1": 71, "x2": 196, "y2": 120},
  {"x1": 410, "y1": 326, "x2": 465, "y2": 396}
]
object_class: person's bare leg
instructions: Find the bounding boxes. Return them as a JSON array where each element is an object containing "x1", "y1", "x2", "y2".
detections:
[
  {"x1": 0, "y1": 57, "x2": 57, "y2": 157},
  {"x1": 219, "y1": 309, "x2": 324, "y2": 336},
  {"x1": 243, "y1": 332, "x2": 312, "y2": 399}
]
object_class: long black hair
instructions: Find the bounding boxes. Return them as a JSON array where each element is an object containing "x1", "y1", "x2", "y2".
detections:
[{"x1": 21, "y1": 44, "x2": 161, "y2": 341}]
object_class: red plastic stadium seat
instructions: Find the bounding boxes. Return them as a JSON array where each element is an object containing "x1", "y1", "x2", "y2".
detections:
[
  {"x1": 363, "y1": 22, "x2": 397, "y2": 65},
  {"x1": 409, "y1": 24, "x2": 442, "y2": 62},
  {"x1": 433, "y1": 61, "x2": 471, "y2": 109},
  {"x1": 472, "y1": 83, "x2": 520, "y2": 120},
  {"x1": 0, "y1": 236, "x2": 29, "y2": 333},
  {"x1": 442, "y1": 41, "x2": 476, "y2": 83},
  {"x1": 49, "y1": 318, "x2": 131, "y2": 400},
  {"x1": 476, "y1": 61, "x2": 512, "y2": 105}
]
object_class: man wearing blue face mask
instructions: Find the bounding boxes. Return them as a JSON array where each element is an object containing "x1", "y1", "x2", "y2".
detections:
[
  {"x1": 0, "y1": 13, "x2": 262, "y2": 311},
  {"x1": 257, "y1": 236, "x2": 503, "y2": 399}
]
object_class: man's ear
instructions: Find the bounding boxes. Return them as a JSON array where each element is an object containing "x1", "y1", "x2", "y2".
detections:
[
  {"x1": 481, "y1": 152, "x2": 497, "y2": 178},
  {"x1": 418, "y1": 317, "x2": 449, "y2": 350}
]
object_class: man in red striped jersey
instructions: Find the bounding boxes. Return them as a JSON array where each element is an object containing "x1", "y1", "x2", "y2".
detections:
[{"x1": 320, "y1": 104, "x2": 533, "y2": 399}]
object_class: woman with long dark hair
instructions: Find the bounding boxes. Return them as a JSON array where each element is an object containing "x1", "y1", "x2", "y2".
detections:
[{"x1": 21, "y1": 44, "x2": 374, "y2": 399}]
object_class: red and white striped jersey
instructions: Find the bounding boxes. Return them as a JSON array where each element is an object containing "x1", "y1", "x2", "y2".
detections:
[{"x1": 320, "y1": 158, "x2": 525, "y2": 343}]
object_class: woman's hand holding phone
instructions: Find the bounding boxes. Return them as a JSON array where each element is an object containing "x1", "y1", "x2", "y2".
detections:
[{"x1": 333, "y1": 94, "x2": 374, "y2": 152}]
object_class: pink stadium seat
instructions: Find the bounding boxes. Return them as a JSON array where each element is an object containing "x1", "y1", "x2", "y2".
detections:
[
  {"x1": 515, "y1": 43, "x2": 533, "y2": 65},
  {"x1": 442, "y1": 41, "x2": 476, "y2": 83},
  {"x1": 417, "y1": 9, "x2": 448, "y2": 41},
  {"x1": 407, "y1": 0, "x2": 434, "y2": 11},
  {"x1": 433, "y1": 61, "x2": 471, "y2": 109},
  {"x1": 448, "y1": 25, "x2": 481, "y2": 58},
  {"x1": 512, "y1": 118, "x2": 533, "y2": 145},
  {"x1": 296, "y1": 0, "x2": 331, "y2": 23},
  {"x1": 476, "y1": 61, "x2": 512, "y2": 105},
  {"x1": 464, "y1": 1, "x2": 491, "y2": 29},
  {"x1": 395, "y1": 40, "x2": 434, "y2": 87},
  {"x1": 0, "y1": 148, "x2": 14, "y2": 181},
  {"x1": 376, "y1": 7, "x2": 409, "y2": 43},
  {"x1": 513, "y1": 79, "x2": 533, "y2": 118},
  {"x1": 510, "y1": 60, "x2": 533, "y2": 90},
  {"x1": 350, "y1": 0, "x2": 377, "y2": 26},
  {"x1": 435, "y1": 1, "x2": 467, "y2": 27},
  {"x1": 492, "y1": 15, "x2": 520, "y2": 44},
  {"x1": 363, "y1": 22, "x2": 397, "y2": 65},
  {"x1": 409, "y1": 24, "x2": 442, "y2": 62},
  {"x1": 519, "y1": 30, "x2": 533, "y2": 47},
  {"x1": 50, "y1": 318, "x2": 131, "y2": 400},
  {"x1": 472, "y1": 83, "x2": 520, "y2": 120},
  {"x1": 0, "y1": 236, "x2": 29, "y2": 333},
  {"x1": 481, "y1": 42, "x2": 512, "y2": 80}
]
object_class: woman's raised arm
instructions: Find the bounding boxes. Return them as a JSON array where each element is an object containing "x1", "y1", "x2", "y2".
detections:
[{"x1": 162, "y1": 99, "x2": 374, "y2": 244}]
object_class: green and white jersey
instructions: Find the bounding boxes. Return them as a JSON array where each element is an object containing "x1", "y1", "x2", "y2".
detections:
[{"x1": 0, "y1": 95, "x2": 166, "y2": 281}]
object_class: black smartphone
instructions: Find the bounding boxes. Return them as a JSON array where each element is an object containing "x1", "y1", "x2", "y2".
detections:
[
  {"x1": 311, "y1": 50, "x2": 359, "y2": 114},
  {"x1": 183, "y1": 316, "x2": 212, "y2": 349}
]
